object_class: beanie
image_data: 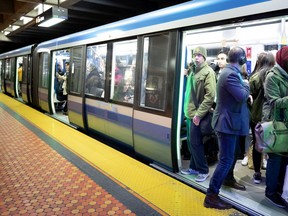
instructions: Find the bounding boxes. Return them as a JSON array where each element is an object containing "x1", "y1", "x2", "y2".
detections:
[
  {"x1": 193, "y1": 46, "x2": 207, "y2": 60},
  {"x1": 276, "y1": 46, "x2": 288, "y2": 72}
]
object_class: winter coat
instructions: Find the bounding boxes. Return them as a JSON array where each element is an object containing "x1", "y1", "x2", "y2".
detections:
[
  {"x1": 249, "y1": 71, "x2": 264, "y2": 124},
  {"x1": 262, "y1": 64, "x2": 288, "y2": 124},
  {"x1": 184, "y1": 62, "x2": 216, "y2": 119}
]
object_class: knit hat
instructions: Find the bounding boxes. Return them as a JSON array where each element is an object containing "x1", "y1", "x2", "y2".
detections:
[
  {"x1": 193, "y1": 46, "x2": 207, "y2": 60},
  {"x1": 276, "y1": 46, "x2": 288, "y2": 72}
]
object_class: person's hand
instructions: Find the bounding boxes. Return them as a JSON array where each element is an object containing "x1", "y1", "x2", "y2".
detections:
[{"x1": 193, "y1": 115, "x2": 200, "y2": 126}]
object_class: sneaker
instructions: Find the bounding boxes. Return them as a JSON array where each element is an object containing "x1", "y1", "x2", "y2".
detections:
[
  {"x1": 253, "y1": 172, "x2": 262, "y2": 184},
  {"x1": 241, "y1": 156, "x2": 248, "y2": 166},
  {"x1": 266, "y1": 194, "x2": 286, "y2": 208},
  {"x1": 195, "y1": 173, "x2": 209, "y2": 182},
  {"x1": 262, "y1": 158, "x2": 267, "y2": 169},
  {"x1": 180, "y1": 168, "x2": 199, "y2": 175}
]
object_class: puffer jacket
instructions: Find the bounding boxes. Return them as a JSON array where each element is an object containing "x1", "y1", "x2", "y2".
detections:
[{"x1": 184, "y1": 62, "x2": 216, "y2": 119}]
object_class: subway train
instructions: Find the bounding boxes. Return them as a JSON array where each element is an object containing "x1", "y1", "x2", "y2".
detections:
[{"x1": 1, "y1": 0, "x2": 288, "y2": 215}]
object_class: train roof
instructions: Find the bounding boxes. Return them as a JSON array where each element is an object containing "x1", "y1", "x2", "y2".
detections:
[
  {"x1": 0, "y1": 0, "x2": 287, "y2": 57},
  {"x1": 36, "y1": 0, "x2": 278, "y2": 50},
  {"x1": 0, "y1": 44, "x2": 36, "y2": 59}
]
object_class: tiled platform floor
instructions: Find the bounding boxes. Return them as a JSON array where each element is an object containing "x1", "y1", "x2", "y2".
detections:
[{"x1": 0, "y1": 106, "x2": 142, "y2": 216}]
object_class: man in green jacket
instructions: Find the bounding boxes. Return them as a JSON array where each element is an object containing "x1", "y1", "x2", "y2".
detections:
[{"x1": 181, "y1": 46, "x2": 216, "y2": 182}]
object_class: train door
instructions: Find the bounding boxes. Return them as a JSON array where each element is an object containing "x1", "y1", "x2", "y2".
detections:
[
  {"x1": 37, "y1": 52, "x2": 50, "y2": 112},
  {"x1": 68, "y1": 46, "x2": 85, "y2": 129},
  {"x1": 84, "y1": 43, "x2": 108, "y2": 135},
  {"x1": 50, "y1": 49, "x2": 70, "y2": 122},
  {"x1": 133, "y1": 31, "x2": 179, "y2": 170},
  {"x1": 105, "y1": 39, "x2": 137, "y2": 148},
  {"x1": 3, "y1": 58, "x2": 16, "y2": 97},
  {"x1": 21, "y1": 55, "x2": 32, "y2": 104}
]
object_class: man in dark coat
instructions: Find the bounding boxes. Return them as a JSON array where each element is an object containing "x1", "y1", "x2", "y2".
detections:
[{"x1": 204, "y1": 47, "x2": 250, "y2": 209}]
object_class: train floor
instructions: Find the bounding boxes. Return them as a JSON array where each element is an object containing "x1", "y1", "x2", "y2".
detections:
[
  {"x1": 180, "y1": 144, "x2": 288, "y2": 215},
  {"x1": 0, "y1": 92, "x2": 245, "y2": 216}
]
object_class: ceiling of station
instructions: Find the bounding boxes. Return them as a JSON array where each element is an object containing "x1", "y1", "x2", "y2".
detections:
[{"x1": 0, "y1": 0, "x2": 190, "y2": 54}]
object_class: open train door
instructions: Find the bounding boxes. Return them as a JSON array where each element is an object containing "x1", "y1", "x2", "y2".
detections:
[
  {"x1": 133, "y1": 31, "x2": 180, "y2": 171},
  {"x1": 67, "y1": 46, "x2": 86, "y2": 129}
]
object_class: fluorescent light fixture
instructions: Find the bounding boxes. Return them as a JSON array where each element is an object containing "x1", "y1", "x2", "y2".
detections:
[
  {"x1": 20, "y1": 16, "x2": 33, "y2": 25},
  {"x1": 36, "y1": 7, "x2": 68, "y2": 27}
]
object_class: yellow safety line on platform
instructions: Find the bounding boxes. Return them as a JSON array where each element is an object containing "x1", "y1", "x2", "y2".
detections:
[{"x1": 0, "y1": 93, "x2": 245, "y2": 216}]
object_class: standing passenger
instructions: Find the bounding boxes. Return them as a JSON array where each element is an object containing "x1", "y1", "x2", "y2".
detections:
[
  {"x1": 249, "y1": 52, "x2": 275, "y2": 184},
  {"x1": 181, "y1": 46, "x2": 216, "y2": 182},
  {"x1": 262, "y1": 46, "x2": 288, "y2": 208},
  {"x1": 204, "y1": 47, "x2": 250, "y2": 209}
]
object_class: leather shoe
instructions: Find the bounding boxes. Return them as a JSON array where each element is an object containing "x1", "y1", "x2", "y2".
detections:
[
  {"x1": 223, "y1": 180, "x2": 246, "y2": 191},
  {"x1": 204, "y1": 194, "x2": 232, "y2": 209}
]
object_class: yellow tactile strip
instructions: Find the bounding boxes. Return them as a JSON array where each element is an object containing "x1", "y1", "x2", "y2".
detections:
[
  {"x1": 0, "y1": 93, "x2": 246, "y2": 216},
  {"x1": 0, "y1": 107, "x2": 136, "y2": 216}
]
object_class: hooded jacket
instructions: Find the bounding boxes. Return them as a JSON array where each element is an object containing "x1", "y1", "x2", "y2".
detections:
[
  {"x1": 262, "y1": 47, "x2": 288, "y2": 123},
  {"x1": 262, "y1": 64, "x2": 288, "y2": 123}
]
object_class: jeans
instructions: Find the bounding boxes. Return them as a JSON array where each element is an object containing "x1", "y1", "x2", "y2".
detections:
[
  {"x1": 224, "y1": 136, "x2": 240, "y2": 182},
  {"x1": 265, "y1": 153, "x2": 288, "y2": 195},
  {"x1": 207, "y1": 132, "x2": 237, "y2": 195},
  {"x1": 186, "y1": 118, "x2": 209, "y2": 174}
]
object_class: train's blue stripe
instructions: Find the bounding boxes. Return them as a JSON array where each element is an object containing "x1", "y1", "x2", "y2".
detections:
[
  {"x1": 85, "y1": 104, "x2": 170, "y2": 144},
  {"x1": 37, "y1": 0, "x2": 268, "y2": 49},
  {"x1": 133, "y1": 119, "x2": 171, "y2": 145}
]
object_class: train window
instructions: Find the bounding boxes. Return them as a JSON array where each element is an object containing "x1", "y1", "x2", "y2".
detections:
[
  {"x1": 85, "y1": 44, "x2": 107, "y2": 97},
  {"x1": 39, "y1": 53, "x2": 49, "y2": 88},
  {"x1": 140, "y1": 34, "x2": 169, "y2": 110},
  {"x1": 110, "y1": 39, "x2": 136, "y2": 103},
  {"x1": 70, "y1": 47, "x2": 83, "y2": 94},
  {"x1": 4, "y1": 59, "x2": 12, "y2": 80},
  {"x1": 21, "y1": 56, "x2": 28, "y2": 84}
]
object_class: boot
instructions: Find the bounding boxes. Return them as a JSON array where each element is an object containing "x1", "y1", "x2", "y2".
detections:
[{"x1": 204, "y1": 194, "x2": 232, "y2": 209}]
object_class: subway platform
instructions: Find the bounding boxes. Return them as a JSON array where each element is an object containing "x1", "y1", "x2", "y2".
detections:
[{"x1": 0, "y1": 93, "x2": 245, "y2": 216}]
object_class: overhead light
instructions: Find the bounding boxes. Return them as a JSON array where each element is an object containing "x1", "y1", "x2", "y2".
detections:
[{"x1": 36, "y1": 7, "x2": 68, "y2": 27}]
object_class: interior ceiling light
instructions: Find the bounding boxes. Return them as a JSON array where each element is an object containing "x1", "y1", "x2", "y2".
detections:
[{"x1": 36, "y1": 7, "x2": 68, "y2": 27}]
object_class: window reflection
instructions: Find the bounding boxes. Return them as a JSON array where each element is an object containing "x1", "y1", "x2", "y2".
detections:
[
  {"x1": 85, "y1": 44, "x2": 107, "y2": 98},
  {"x1": 110, "y1": 39, "x2": 136, "y2": 104}
]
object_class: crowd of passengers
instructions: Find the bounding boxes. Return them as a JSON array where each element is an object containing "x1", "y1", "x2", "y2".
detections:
[{"x1": 181, "y1": 45, "x2": 288, "y2": 210}]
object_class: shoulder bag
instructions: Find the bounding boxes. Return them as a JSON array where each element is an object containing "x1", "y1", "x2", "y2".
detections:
[
  {"x1": 190, "y1": 75, "x2": 214, "y2": 136},
  {"x1": 255, "y1": 72, "x2": 288, "y2": 154}
]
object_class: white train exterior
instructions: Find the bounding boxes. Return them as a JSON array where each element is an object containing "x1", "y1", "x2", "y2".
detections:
[{"x1": 1, "y1": 1, "x2": 288, "y2": 215}]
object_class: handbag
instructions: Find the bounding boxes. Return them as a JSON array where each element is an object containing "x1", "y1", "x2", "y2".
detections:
[
  {"x1": 199, "y1": 111, "x2": 213, "y2": 135},
  {"x1": 255, "y1": 71, "x2": 288, "y2": 154},
  {"x1": 255, "y1": 120, "x2": 288, "y2": 153}
]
